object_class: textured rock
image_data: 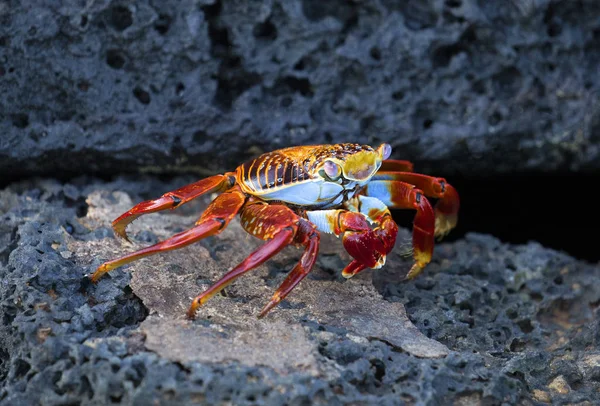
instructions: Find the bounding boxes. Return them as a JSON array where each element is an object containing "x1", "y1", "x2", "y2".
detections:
[
  {"x1": 2, "y1": 0, "x2": 600, "y2": 182},
  {"x1": 1, "y1": 176, "x2": 600, "y2": 404}
]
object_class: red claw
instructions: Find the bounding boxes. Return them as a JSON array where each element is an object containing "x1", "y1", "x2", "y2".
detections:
[{"x1": 340, "y1": 213, "x2": 398, "y2": 276}]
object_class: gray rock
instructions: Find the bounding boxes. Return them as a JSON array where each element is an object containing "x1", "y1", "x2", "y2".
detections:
[
  {"x1": 2, "y1": 1, "x2": 600, "y2": 182},
  {"x1": 1, "y1": 176, "x2": 599, "y2": 404}
]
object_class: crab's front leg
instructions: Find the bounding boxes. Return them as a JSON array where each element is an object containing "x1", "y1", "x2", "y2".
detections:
[
  {"x1": 363, "y1": 181, "x2": 436, "y2": 280},
  {"x1": 91, "y1": 185, "x2": 246, "y2": 282},
  {"x1": 112, "y1": 173, "x2": 236, "y2": 241},
  {"x1": 305, "y1": 197, "x2": 398, "y2": 278}
]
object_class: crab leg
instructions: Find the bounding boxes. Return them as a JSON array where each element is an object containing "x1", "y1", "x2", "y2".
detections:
[
  {"x1": 306, "y1": 196, "x2": 398, "y2": 278},
  {"x1": 363, "y1": 181, "x2": 435, "y2": 280},
  {"x1": 112, "y1": 173, "x2": 236, "y2": 241},
  {"x1": 373, "y1": 171, "x2": 459, "y2": 239},
  {"x1": 91, "y1": 185, "x2": 246, "y2": 282},
  {"x1": 380, "y1": 159, "x2": 414, "y2": 172},
  {"x1": 258, "y1": 221, "x2": 319, "y2": 318},
  {"x1": 187, "y1": 202, "x2": 320, "y2": 319}
]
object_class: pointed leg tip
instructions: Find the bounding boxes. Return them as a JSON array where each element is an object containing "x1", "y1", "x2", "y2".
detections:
[
  {"x1": 112, "y1": 224, "x2": 132, "y2": 242},
  {"x1": 405, "y1": 262, "x2": 426, "y2": 280},
  {"x1": 186, "y1": 299, "x2": 201, "y2": 319},
  {"x1": 258, "y1": 299, "x2": 279, "y2": 319},
  {"x1": 90, "y1": 265, "x2": 107, "y2": 283},
  {"x1": 186, "y1": 308, "x2": 197, "y2": 320}
]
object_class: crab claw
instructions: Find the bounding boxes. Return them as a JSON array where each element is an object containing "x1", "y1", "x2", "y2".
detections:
[{"x1": 341, "y1": 216, "x2": 398, "y2": 278}]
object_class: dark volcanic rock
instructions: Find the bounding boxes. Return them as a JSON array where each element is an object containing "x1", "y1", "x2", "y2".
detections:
[
  {"x1": 2, "y1": 0, "x2": 600, "y2": 182},
  {"x1": 1, "y1": 177, "x2": 599, "y2": 405}
]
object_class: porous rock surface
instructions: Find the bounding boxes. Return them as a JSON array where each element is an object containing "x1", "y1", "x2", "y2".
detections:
[
  {"x1": 2, "y1": 0, "x2": 600, "y2": 181},
  {"x1": 1, "y1": 176, "x2": 599, "y2": 405}
]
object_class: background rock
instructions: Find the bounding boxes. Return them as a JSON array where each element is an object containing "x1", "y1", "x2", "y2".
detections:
[
  {"x1": 1, "y1": 177, "x2": 599, "y2": 404},
  {"x1": 1, "y1": 0, "x2": 600, "y2": 183}
]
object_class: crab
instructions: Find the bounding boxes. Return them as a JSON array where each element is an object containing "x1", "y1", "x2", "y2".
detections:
[{"x1": 92, "y1": 143, "x2": 459, "y2": 318}]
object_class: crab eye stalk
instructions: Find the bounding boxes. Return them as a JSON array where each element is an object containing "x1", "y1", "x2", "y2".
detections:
[
  {"x1": 323, "y1": 160, "x2": 342, "y2": 179},
  {"x1": 380, "y1": 143, "x2": 392, "y2": 160}
]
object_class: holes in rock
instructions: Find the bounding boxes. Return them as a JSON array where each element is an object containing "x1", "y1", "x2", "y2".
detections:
[
  {"x1": 106, "y1": 50, "x2": 125, "y2": 69},
  {"x1": 176, "y1": 82, "x2": 185, "y2": 95},
  {"x1": 488, "y1": 111, "x2": 502, "y2": 126},
  {"x1": 432, "y1": 44, "x2": 466, "y2": 68},
  {"x1": 201, "y1": 3, "x2": 262, "y2": 110},
  {"x1": 109, "y1": 6, "x2": 133, "y2": 31},
  {"x1": 516, "y1": 319, "x2": 533, "y2": 334},
  {"x1": 81, "y1": 376, "x2": 94, "y2": 399},
  {"x1": 543, "y1": 4, "x2": 562, "y2": 38},
  {"x1": 154, "y1": 14, "x2": 172, "y2": 35},
  {"x1": 78, "y1": 80, "x2": 90, "y2": 92},
  {"x1": 133, "y1": 87, "x2": 151, "y2": 105},
  {"x1": 278, "y1": 76, "x2": 314, "y2": 97},
  {"x1": 445, "y1": 0, "x2": 462, "y2": 7},
  {"x1": 13, "y1": 359, "x2": 30, "y2": 379},
  {"x1": 253, "y1": 19, "x2": 277, "y2": 41},
  {"x1": 547, "y1": 22, "x2": 561, "y2": 37},
  {"x1": 213, "y1": 59, "x2": 262, "y2": 110},
  {"x1": 293, "y1": 58, "x2": 306, "y2": 71},
  {"x1": 370, "y1": 46, "x2": 382, "y2": 61},
  {"x1": 11, "y1": 113, "x2": 29, "y2": 129},
  {"x1": 423, "y1": 118, "x2": 433, "y2": 129},
  {"x1": 301, "y1": 0, "x2": 357, "y2": 24},
  {"x1": 370, "y1": 359, "x2": 386, "y2": 382},
  {"x1": 510, "y1": 338, "x2": 526, "y2": 352},
  {"x1": 80, "y1": 15, "x2": 88, "y2": 28},
  {"x1": 392, "y1": 90, "x2": 405, "y2": 101},
  {"x1": 492, "y1": 66, "x2": 522, "y2": 98}
]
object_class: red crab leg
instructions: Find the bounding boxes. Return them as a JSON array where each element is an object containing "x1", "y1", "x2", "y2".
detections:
[
  {"x1": 112, "y1": 173, "x2": 236, "y2": 241},
  {"x1": 91, "y1": 185, "x2": 246, "y2": 282},
  {"x1": 372, "y1": 171, "x2": 459, "y2": 239},
  {"x1": 258, "y1": 221, "x2": 319, "y2": 318},
  {"x1": 187, "y1": 202, "x2": 320, "y2": 319},
  {"x1": 363, "y1": 181, "x2": 435, "y2": 280},
  {"x1": 380, "y1": 159, "x2": 414, "y2": 172}
]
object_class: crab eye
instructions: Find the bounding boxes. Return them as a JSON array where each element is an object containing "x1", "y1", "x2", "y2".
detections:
[
  {"x1": 323, "y1": 160, "x2": 341, "y2": 179},
  {"x1": 381, "y1": 143, "x2": 392, "y2": 160}
]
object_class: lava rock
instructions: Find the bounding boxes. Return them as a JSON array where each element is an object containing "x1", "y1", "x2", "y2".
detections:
[
  {"x1": 1, "y1": 176, "x2": 599, "y2": 404},
  {"x1": 2, "y1": 1, "x2": 600, "y2": 183}
]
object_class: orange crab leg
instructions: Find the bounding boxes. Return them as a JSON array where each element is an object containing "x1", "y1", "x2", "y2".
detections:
[
  {"x1": 112, "y1": 173, "x2": 236, "y2": 241},
  {"x1": 364, "y1": 181, "x2": 435, "y2": 279},
  {"x1": 187, "y1": 202, "x2": 320, "y2": 319},
  {"x1": 380, "y1": 159, "x2": 414, "y2": 172},
  {"x1": 91, "y1": 186, "x2": 246, "y2": 282},
  {"x1": 373, "y1": 171, "x2": 459, "y2": 239}
]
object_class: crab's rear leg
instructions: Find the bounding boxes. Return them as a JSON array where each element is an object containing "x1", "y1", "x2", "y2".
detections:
[
  {"x1": 363, "y1": 180, "x2": 436, "y2": 280},
  {"x1": 112, "y1": 173, "x2": 236, "y2": 241},
  {"x1": 373, "y1": 171, "x2": 460, "y2": 239},
  {"x1": 187, "y1": 202, "x2": 320, "y2": 319},
  {"x1": 380, "y1": 159, "x2": 414, "y2": 172},
  {"x1": 91, "y1": 185, "x2": 246, "y2": 282}
]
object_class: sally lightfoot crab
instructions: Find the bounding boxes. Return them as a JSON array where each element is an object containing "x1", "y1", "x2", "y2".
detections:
[{"x1": 92, "y1": 143, "x2": 460, "y2": 318}]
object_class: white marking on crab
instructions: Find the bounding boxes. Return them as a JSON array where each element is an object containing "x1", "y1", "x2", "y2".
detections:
[
  {"x1": 364, "y1": 182, "x2": 393, "y2": 207},
  {"x1": 257, "y1": 179, "x2": 347, "y2": 206}
]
